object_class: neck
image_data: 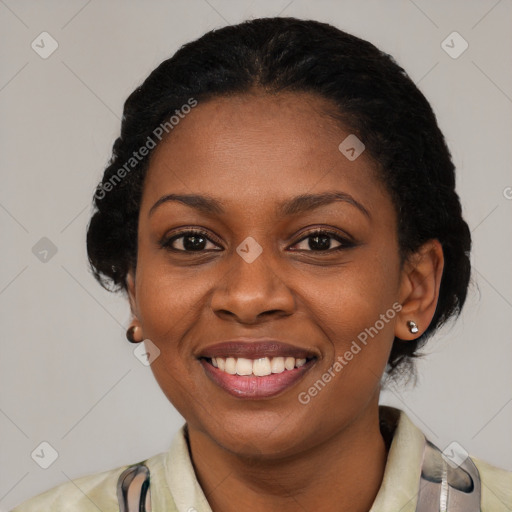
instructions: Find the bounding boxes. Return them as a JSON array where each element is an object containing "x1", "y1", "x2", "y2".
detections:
[{"x1": 187, "y1": 399, "x2": 388, "y2": 512}]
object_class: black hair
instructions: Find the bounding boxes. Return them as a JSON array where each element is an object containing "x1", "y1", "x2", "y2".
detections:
[{"x1": 86, "y1": 17, "x2": 471, "y2": 378}]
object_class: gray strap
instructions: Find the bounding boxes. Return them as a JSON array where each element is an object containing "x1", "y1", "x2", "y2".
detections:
[
  {"x1": 116, "y1": 463, "x2": 151, "y2": 512},
  {"x1": 416, "y1": 440, "x2": 481, "y2": 511}
]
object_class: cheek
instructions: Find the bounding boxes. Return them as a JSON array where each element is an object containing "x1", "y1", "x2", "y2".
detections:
[
  {"x1": 136, "y1": 257, "x2": 208, "y2": 340},
  {"x1": 294, "y1": 273, "x2": 399, "y2": 435},
  {"x1": 133, "y1": 253, "x2": 214, "y2": 399},
  {"x1": 309, "y1": 250, "x2": 399, "y2": 336},
  {"x1": 134, "y1": 259, "x2": 213, "y2": 415},
  {"x1": 301, "y1": 248, "x2": 400, "y2": 383}
]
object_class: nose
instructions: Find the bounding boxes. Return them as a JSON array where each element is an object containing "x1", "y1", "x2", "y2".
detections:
[{"x1": 210, "y1": 245, "x2": 295, "y2": 324}]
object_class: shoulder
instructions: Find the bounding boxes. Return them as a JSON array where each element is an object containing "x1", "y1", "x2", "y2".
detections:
[
  {"x1": 10, "y1": 466, "x2": 125, "y2": 512},
  {"x1": 380, "y1": 406, "x2": 512, "y2": 511},
  {"x1": 10, "y1": 452, "x2": 167, "y2": 512},
  {"x1": 473, "y1": 456, "x2": 512, "y2": 511}
]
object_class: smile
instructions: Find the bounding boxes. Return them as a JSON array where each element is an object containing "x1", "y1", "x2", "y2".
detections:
[
  {"x1": 210, "y1": 356, "x2": 307, "y2": 376},
  {"x1": 197, "y1": 339, "x2": 318, "y2": 399}
]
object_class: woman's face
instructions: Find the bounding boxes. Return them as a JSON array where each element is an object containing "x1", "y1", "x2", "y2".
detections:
[{"x1": 129, "y1": 91, "x2": 408, "y2": 457}]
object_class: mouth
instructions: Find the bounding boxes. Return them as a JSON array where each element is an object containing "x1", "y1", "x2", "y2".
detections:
[
  {"x1": 206, "y1": 355, "x2": 311, "y2": 374},
  {"x1": 197, "y1": 340, "x2": 318, "y2": 399}
]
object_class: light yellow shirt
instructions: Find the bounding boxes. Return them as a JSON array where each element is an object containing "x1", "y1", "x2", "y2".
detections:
[{"x1": 11, "y1": 406, "x2": 512, "y2": 511}]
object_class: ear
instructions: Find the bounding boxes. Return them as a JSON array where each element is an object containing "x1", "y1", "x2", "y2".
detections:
[
  {"x1": 126, "y1": 269, "x2": 140, "y2": 322},
  {"x1": 395, "y1": 239, "x2": 444, "y2": 340}
]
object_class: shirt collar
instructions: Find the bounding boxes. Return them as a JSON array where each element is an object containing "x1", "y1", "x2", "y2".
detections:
[{"x1": 164, "y1": 406, "x2": 426, "y2": 512}]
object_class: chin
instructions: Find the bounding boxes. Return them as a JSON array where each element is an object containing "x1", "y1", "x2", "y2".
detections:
[{"x1": 206, "y1": 413, "x2": 315, "y2": 459}]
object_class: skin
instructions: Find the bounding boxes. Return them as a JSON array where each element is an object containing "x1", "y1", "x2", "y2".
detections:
[{"x1": 126, "y1": 91, "x2": 444, "y2": 512}]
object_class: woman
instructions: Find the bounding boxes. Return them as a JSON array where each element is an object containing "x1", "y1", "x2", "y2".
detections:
[{"x1": 12, "y1": 17, "x2": 511, "y2": 512}]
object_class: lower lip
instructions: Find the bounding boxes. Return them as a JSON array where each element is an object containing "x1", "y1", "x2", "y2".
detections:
[{"x1": 200, "y1": 359, "x2": 315, "y2": 399}]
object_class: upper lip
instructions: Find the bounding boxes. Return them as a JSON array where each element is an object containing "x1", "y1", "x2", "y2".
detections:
[{"x1": 197, "y1": 338, "x2": 318, "y2": 360}]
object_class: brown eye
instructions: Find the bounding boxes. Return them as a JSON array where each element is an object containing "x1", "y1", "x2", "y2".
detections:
[
  {"x1": 290, "y1": 230, "x2": 353, "y2": 252},
  {"x1": 161, "y1": 230, "x2": 222, "y2": 252}
]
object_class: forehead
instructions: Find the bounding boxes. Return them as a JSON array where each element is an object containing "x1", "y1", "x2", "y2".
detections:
[{"x1": 141, "y1": 91, "x2": 385, "y2": 214}]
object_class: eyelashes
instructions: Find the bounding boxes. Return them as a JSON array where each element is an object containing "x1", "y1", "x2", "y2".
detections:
[
  {"x1": 161, "y1": 229, "x2": 221, "y2": 252},
  {"x1": 160, "y1": 228, "x2": 356, "y2": 254},
  {"x1": 290, "y1": 229, "x2": 353, "y2": 252}
]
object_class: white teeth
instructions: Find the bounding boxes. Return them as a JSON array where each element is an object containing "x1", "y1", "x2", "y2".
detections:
[
  {"x1": 210, "y1": 356, "x2": 310, "y2": 376},
  {"x1": 270, "y1": 356, "x2": 285, "y2": 373},
  {"x1": 235, "y1": 358, "x2": 253, "y2": 376},
  {"x1": 225, "y1": 357, "x2": 236, "y2": 375},
  {"x1": 253, "y1": 357, "x2": 272, "y2": 376},
  {"x1": 284, "y1": 357, "x2": 295, "y2": 371}
]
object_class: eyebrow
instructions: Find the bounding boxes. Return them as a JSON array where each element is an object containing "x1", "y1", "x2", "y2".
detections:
[{"x1": 148, "y1": 191, "x2": 371, "y2": 219}]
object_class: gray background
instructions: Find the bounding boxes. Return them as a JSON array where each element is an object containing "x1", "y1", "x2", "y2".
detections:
[{"x1": 1, "y1": 0, "x2": 511, "y2": 509}]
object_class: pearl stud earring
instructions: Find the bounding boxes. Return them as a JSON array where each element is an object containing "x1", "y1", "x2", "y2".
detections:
[{"x1": 407, "y1": 320, "x2": 419, "y2": 334}]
